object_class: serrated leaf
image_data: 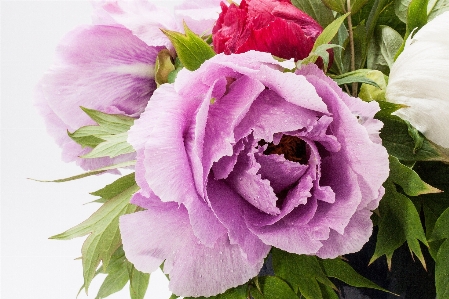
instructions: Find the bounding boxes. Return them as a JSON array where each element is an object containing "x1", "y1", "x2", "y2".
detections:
[
  {"x1": 330, "y1": 69, "x2": 380, "y2": 87},
  {"x1": 290, "y1": 0, "x2": 335, "y2": 28},
  {"x1": 318, "y1": 283, "x2": 340, "y2": 299},
  {"x1": 253, "y1": 276, "x2": 299, "y2": 299},
  {"x1": 371, "y1": 180, "x2": 428, "y2": 268},
  {"x1": 435, "y1": 239, "x2": 449, "y2": 298},
  {"x1": 82, "y1": 132, "x2": 134, "y2": 159},
  {"x1": 320, "y1": 258, "x2": 391, "y2": 293},
  {"x1": 155, "y1": 49, "x2": 175, "y2": 87},
  {"x1": 31, "y1": 160, "x2": 136, "y2": 183},
  {"x1": 358, "y1": 70, "x2": 388, "y2": 101},
  {"x1": 50, "y1": 180, "x2": 140, "y2": 292},
  {"x1": 272, "y1": 248, "x2": 336, "y2": 297},
  {"x1": 429, "y1": 207, "x2": 449, "y2": 242},
  {"x1": 162, "y1": 23, "x2": 215, "y2": 71},
  {"x1": 128, "y1": 263, "x2": 150, "y2": 299},
  {"x1": 389, "y1": 156, "x2": 441, "y2": 196},
  {"x1": 81, "y1": 107, "x2": 134, "y2": 134}
]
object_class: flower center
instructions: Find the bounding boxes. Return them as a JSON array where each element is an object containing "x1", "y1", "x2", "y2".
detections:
[{"x1": 261, "y1": 135, "x2": 308, "y2": 164}]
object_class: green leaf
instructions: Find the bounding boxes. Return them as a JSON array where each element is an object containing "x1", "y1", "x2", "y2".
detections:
[
  {"x1": 367, "y1": 25, "x2": 403, "y2": 74},
  {"x1": 162, "y1": 23, "x2": 215, "y2": 71},
  {"x1": 376, "y1": 111, "x2": 449, "y2": 163},
  {"x1": 428, "y1": 0, "x2": 449, "y2": 21},
  {"x1": 429, "y1": 207, "x2": 449, "y2": 241},
  {"x1": 374, "y1": 102, "x2": 406, "y2": 120},
  {"x1": 298, "y1": 12, "x2": 350, "y2": 66},
  {"x1": 321, "y1": 0, "x2": 346, "y2": 14},
  {"x1": 82, "y1": 132, "x2": 134, "y2": 159},
  {"x1": 371, "y1": 180, "x2": 428, "y2": 268},
  {"x1": 80, "y1": 107, "x2": 134, "y2": 134},
  {"x1": 91, "y1": 173, "x2": 137, "y2": 202},
  {"x1": 30, "y1": 160, "x2": 136, "y2": 183},
  {"x1": 50, "y1": 179, "x2": 140, "y2": 292},
  {"x1": 96, "y1": 266, "x2": 129, "y2": 299},
  {"x1": 350, "y1": 0, "x2": 372, "y2": 14},
  {"x1": 320, "y1": 258, "x2": 391, "y2": 293},
  {"x1": 290, "y1": 0, "x2": 335, "y2": 28},
  {"x1": 435, "y1": 239, "x2": 449, "y2": 298},
  {"x1": 406, "y1": 0, "x2": 428, "y2": 34},
  {"x1": 128, "y1": 264, "x2": 150, "y2": 299},
  {"x1": 185, "y1": 284, "x2": 248, "y2": 299},
  {"x1": 394, "y1": 0, "x2": 411, "y2": 23},
  {"x1": 155, "y1": 49, "x2": 175, "y2": 87},
  {"x1": 389, "y1": 156, "x2": 441, "y2": 196},
  {"x1": 68, "y1": 126, "x2": 110, "y2": 148},
  {"x1": 253, "y1": 276, "x2": 299, "y2": 299},
  {"x1": 358, "y1": 70, "x2": 388, "y2": 101},
  {"x1": 330, "y1": 69, "x2": 380, "y2": 87},
  {"x1": 272, "y1": 248, "x2": 336, "y2": 298}
]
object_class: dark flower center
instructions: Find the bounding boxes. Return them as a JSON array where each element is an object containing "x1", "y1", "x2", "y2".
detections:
[{"x1": 261, "y1": 135, "x2": 308, "y2": 164}]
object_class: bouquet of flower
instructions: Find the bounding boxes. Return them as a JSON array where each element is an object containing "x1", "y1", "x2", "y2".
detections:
[{"x1": 35, "y1": 0, "x2": 449, "y2": 298}]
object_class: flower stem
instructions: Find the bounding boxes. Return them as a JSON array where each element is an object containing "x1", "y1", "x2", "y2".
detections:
[{"x1": 346, "y1": 0, "x2": 357, "y2": 97}]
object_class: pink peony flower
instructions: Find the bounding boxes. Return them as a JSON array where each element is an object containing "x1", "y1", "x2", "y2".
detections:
[
  {"x1": 92, "y1": 0, "x2": 225, "y2": 49},
  {"x1": 212, "y1": 0, "x2": 329, "y2": 66},
  {"x1": 35, "y1": 25, "x2": 160, "y2": 170},
  {"x1": 120, "y1": 51, "x2": 389, "y2": 297}
]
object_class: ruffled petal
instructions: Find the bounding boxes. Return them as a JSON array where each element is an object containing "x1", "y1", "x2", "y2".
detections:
[
  {"x1": 120, "y1": 200, "x2": 265, "y2": 298},
  {"x1": 207, "y1": 178, "x2": 271, "y2": 264}
]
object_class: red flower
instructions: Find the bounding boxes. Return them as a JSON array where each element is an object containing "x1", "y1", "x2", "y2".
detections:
[{"x1": 212, "y1": 0, "x2": 331, "y2": 68}]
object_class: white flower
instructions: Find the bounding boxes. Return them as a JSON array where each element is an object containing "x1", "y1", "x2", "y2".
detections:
[{"x1": 386, "y1": 11, "x2": 449, "y2": 148}]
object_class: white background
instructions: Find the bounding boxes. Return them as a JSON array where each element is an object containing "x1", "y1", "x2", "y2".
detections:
[{"x1": 1, "y1": 1, "x2": 179, "y2": 298}]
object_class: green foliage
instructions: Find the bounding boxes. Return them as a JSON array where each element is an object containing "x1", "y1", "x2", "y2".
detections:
[
  {"x1": 435, "y1": 239, "x2": 449, "y2": 298},
  {"x1": 184, "y1": 284, "x2": 248, "y2": 299},
  {"x1": 376, "y1": 108, "x2": 449, "y2": 163},
  {"x1": 298, "y1": 13, "x2": 350, "y2": 70},
  {"x1": 78, "y1": 246, "x2": 150, "y2": 299},
  {"x1": 358, "y1": 70, "x2": 388, "y2": 101},
  {"x1": 69, "y1": 107, "x2": 135, "y2": 159},
  {"x1": 251, "y1": 276, "x2": 299, "y2": 299},
  {"x1": 428, "y1": 0, "x2": 449, "y2": 20},
  {"x1": 330, "y1": 69, "x2": 381, "y2": 87},
  {"x1": 162, "y1": 23, "x2": 215, "y2": 71},
  {"x1": 371, "y1": 179, "x2": 428, "y2": 268},
  {"x1": 320, "y1": 258, "x2": 390, "y2": 293},
  {"x1": 290, "y1": 0, "x2": 335, "y2": 27},
  {"x1": 31, "y1": 160, "x2": 136, "y2": 183},
  {"x1": 321, "y1": 0, "x2": 370, "y2": 14},
  {"x1": 389, "y1": 156, "x2": 441, "y2": 196},
  {"x1": 367, "y1": 25, "x2": 403, "y2": 74},
  {"x1": 91, "y1": 173, "x2": 137, "y2": 203},
  {"x1": 128, "y1": 264, "x2": 150, "y2": 299},
  {"x1": 272, "y1": 248, "x2": 336, "y2": 298},
  {"x1": 81, "y1": 132, "x2": 134, "y2": 159},
  {"x1": 50, "y1": 174, "x2": 140, "y2": 292}
]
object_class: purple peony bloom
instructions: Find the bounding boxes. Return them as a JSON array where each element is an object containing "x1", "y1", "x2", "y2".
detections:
[
  {"x1": 35, "y1": 25, "x2": 160, "y2": 170},
  {"x1": 120, "y1": 51, "x2": 389, "y2": 297}
]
